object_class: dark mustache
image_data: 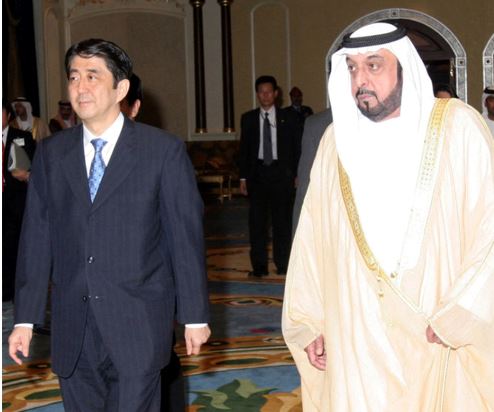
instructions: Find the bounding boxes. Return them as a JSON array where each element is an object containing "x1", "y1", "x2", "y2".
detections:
[{"x1": 356, "y1": 88, "x2": 377, "y2": 98}]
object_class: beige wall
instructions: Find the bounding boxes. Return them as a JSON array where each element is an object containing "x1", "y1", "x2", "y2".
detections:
[
  {"x1": 231, "y1": 0, "x2": 494, "y2": 128},
  {"x1": 36, "y1": 1, "x2": 493, "y2": 139},
  {"x1": 70, "y1": 12, "x2": 187, "y2": 137}
]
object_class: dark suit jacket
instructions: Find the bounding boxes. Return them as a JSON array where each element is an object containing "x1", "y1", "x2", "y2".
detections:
[
  {"x1": 292, "y1": 108, "x2": 333, "y2": 234},
  {"x1": 14, "y1": 118, "x2": 210, "y2": 377},
  {"x1": 284, "y1": 105, "x2": 314, "y2": 125},
  {"x1": 3, "y1": 127, "x2": 36, "y2": 195},
  {"x1": 238, "y1": 107, "x2": 301, "y2": 182}
]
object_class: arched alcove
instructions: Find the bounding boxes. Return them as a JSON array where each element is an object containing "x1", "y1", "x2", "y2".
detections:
[
  {"x1": 44, "y1": 7, "x2": 64, "y2": 119},
  {"x1": 62, "y1": 1, "x2": 188, "y2": 137},
  {"x1": 325, "y1": 9, "x2": 467, "y2": 103},
  {"x1": 483, "y1": 34, "x2": 494, "y2": 88}
]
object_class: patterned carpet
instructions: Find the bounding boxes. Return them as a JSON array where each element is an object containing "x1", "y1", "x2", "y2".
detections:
[{"x1": 2, "y1": 197, "x2": 302, "y2": 411}]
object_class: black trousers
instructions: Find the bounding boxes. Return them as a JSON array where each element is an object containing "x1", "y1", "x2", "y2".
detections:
[
  {"x1": 161, "y1": 334, "x2": 185, "y2": 412},
  {"x1": 59, "y1": 308, "x2": 161, "y2": 412},
  {"x1": 247, "y1": 162, "x2": 294, "y2": 273}
]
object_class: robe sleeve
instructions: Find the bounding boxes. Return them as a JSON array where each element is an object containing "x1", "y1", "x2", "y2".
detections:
[
  {"x1": 282, "y1": 130, "x2": 334, "y2": 409},
  {"x1": 429, "y1": 104, "x2": 494, "y2": 353},
  {"x1": 282, "y1": 192, "x2": 324, "y2": 350}
]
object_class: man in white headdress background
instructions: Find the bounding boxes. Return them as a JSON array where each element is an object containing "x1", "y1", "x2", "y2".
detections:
[
  {"x1": 11, "y1": 97, "x2": 50, "y2": 141},
  {"x1": 282, "y1": 22, "x2": 494, "y2": 411},
  {"x1": 481, "y1": 86, "x2": 494, "y2": 136}
]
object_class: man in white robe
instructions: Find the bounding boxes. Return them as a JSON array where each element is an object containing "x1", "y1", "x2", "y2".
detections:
[
  {"x1": 11, "y1": 97, "x2": 50, "y2": 141},
  {"x1": 482, "y1": 86, "x2": 494, "y2": 137},
  {"x1": 282, "y1": 22, "x2": 494, "y2": 411}
]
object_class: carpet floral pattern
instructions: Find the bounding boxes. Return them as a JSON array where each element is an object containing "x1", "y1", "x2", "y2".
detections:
[{"x1": 2, "y1": 198, "x2": 302, "y2": 411}]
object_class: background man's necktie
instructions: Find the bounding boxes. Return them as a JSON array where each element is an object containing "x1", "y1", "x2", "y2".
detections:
[
  {"x1": 263, "y1": 112, "x2": 273, "y2": 165},
  {"x1": 88, "y1": 138, "x2": 107, "y2": 202}
]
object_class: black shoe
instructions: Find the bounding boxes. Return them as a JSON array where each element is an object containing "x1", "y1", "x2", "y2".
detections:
[{"x1": 248, "y1": 270, "x2": 268, "y2": 277}]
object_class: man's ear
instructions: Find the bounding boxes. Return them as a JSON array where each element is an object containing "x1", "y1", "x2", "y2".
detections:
[
  {"x1": 116, "y1": 79, "x2": 130, "y2": 103},
  {"x1": 130, "y1": 99, "x2": 141, "y2": 119}
]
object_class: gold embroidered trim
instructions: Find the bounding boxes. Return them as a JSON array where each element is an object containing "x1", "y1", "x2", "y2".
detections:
[{"x1": 338, "y1": 98, "x2": 452, "y2": 305}]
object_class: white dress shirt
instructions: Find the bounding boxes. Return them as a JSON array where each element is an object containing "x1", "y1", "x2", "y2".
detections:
[
  {"x1": 83, "y1": 113, "x2": 124, "y2": 175},
  {"x1": 3, "y1": 125, "x2": 9, "y2": 145},
  {"x1": 257, "y1": 105, "x2": 278, "y2": 161}
]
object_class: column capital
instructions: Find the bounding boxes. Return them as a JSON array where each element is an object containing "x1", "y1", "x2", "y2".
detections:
[{"x1": 190, "y1": 0, "x2": 205, "y2": 7}]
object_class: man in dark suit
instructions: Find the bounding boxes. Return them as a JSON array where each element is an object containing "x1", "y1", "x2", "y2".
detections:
[
  {"x1": 292, "y1": 108, "x2": 333, "y2": 235},
  {"x1": 120, "y1": 73, "x2": 186, "y2": 412},
  {"x1": 2, "y1": 101, "x2": 36, "y2": 302},
  {"x1": 8, "y1": 39, "x2": 210, "y2": 411},
  {"x1": 285, "y1": 86, "x2": 314, "y2": 126},
  {"x1": 239, "y1": 75, "x2": 302, "y2": 277}
]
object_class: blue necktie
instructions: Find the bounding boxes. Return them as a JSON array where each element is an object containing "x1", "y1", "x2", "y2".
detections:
[
  {"x1": 88, "y1": 138, "x2": 107, "y2": 202},
  {"x1": 263, "y1": 112, "x2": 273, "y2": 165}
]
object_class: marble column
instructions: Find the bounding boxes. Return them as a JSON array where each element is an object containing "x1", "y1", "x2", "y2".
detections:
[
  {"x1": 218, "y1": 0, "x2": 235, "y2": 132},
  {"x1": 190, "y1": 0, "x2": 207, "y2": 133}
]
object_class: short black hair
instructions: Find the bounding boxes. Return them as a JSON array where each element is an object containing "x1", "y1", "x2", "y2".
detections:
[
  {"x1": 255, "y1": 75, "x2": 277, "y2": 92},
  {"x1": 2, "y1": 99, "x2": 14, "y2": 119},
  {"x1": 65, "y1": 38, "x2": 133, "y2": 88},
  {"x1": 433, "y1": 83, "x2": 457, "y2": 98},
  {"x1": 124, "y1": 73, "x2": 143, "y2": 107}
]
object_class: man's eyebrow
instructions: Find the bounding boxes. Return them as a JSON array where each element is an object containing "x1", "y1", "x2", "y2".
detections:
[
  {"x1": 366, "y1": 54, "x2": 385, "y2": 61},
  {"x1": 69, "y1": 68, "x2": 100, "y2": 74}
]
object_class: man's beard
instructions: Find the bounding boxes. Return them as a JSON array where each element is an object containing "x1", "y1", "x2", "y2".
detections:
[{"x1": 356, "y1": 75, "x2": 403, "y2": 122}]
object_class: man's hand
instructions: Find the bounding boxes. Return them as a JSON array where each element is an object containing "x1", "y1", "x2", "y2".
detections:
[
  {"x1": 304, "y1": 334, "x2": 326, "y2": 370},
  {"x1": 185, "y1": 326, "x2": 211, "y2": 356},
  {"x1": 8, "y1": 326, "x2": 33, "y2": 365},
  {"x1": 426, "y1": 325, "x2": 446, "y2": 346},
  {"x1": 239, "y1": 180, "x2": 248, "y2": 196},
  {"x1": 11, "y1": 169, "x2": 30, "y2": 182}
]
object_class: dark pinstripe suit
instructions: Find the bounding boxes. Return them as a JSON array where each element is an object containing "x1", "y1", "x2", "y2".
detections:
[{"x1": 14, "y1": 118, "x2": 209, "y2": 380}]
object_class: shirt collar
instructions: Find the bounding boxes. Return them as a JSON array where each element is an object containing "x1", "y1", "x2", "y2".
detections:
[
  {"x1": 259, "y1": 105, "x2": 276, "y2": 122},
  {"x1": 83, "y1": 112, "x2": 124, "y2": 146},
  {"x1": 2, "y1": 126, "x2": 9, "y2": 143}
]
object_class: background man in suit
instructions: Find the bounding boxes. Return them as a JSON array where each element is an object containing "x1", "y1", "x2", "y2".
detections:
[
  {"x1": 292, "y1": 108, "x2": 333, "y2": 234},
  {"x1": 2, "y1": 101, "x2": 36, "y2": 302},
  {"x1": 120, "y1": 73, "x2": 142, "y2": 120},
  {"x1": 285, "y1": 86, "x2": 314, "y2": 126},
  {"x1": 8, "y1": 38, "x2": 210, "y2": 411},
  {"x1": 239, "y1": 75, "x2": 302, "y2": 277},
  {"x1": 120, "y1": 72, "x2": 186, "y2": 412}
]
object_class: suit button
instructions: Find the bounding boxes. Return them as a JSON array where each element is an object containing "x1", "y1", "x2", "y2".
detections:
[
  {"x1": 87, "y1": 256, "x2": 94, "y2": 264},
  {"x1": 82, "y1": 295, "x2": 88, "y2": 302}
]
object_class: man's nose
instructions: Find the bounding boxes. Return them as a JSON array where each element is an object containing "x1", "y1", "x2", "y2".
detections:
[
  {"x1": 353, "y1": 69, "x2": 368, "y2": 88},
  {"x1": 77, "y1": 78, "x2": 89, "y2": 92}
]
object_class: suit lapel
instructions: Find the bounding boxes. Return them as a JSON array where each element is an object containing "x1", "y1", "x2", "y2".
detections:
[
  {"x1": 60, "y1": 125, "x2": 92, "y2": 209},
  {"x1": 254, "y1": 108, "x2": 261, "y2": 156},
  {"x1": 275, "y1": 108, "x2": 285, "y2": 157},
  {"x1": 90, "y1": 118, "x2": 138, "y2": 212}
]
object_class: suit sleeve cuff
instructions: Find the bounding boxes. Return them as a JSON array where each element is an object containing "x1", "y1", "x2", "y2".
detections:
[
  {"x1": 185, "y1": 323, "x2": 208, "y2": 328},
  {"x1": 15, "y1": 323, "x2": 34, "y2": 329}
]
